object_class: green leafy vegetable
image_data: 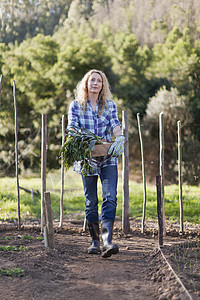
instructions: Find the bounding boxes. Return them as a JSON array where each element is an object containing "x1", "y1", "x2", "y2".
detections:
[
  {"x1": 60, "y1": 127, "x2": 103, "y2": 176},
  {"x1": 0, "y1": 268, "x2": 24, "y2": 277}
]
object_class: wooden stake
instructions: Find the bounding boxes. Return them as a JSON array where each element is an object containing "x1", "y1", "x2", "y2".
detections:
[
  {"x1": 156, "y1": 175, "x2": 163, "y2": 246},
  {"x1": 41, "y1": 114, "x2": 47, "y2": 233},
  {"x1": 0, "y1": 74, "x2": 2, "y2": 107},
  {"x1": 159, "y1": 112, "x2": 166, "y2": 235},
  {"x1": 177, "y1": 121, "x2": 184, "y2": 233},
  {"x1": 83, "y1": 218, "x2": 87, "y2": 232},
  {"x1": 43, "y1": 226, "x2": 48, "y2": 247},
  {"x1": 122, "y1": 110, "x2": 130, "y2": 233},
  {"x1": 13, "y1": 80, "x2": 21, "y2": 230},
  {"x1": 137, "y1": 113, "x2": 147, "y2": 233},
  {"x1": 44, "y1": 192, "x2": 55, "y2": 249},
  {"x1": 59, "y1": 115, "x2": 65, "y2": 228}
]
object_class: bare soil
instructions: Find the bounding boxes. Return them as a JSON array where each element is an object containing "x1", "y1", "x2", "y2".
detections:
[
  {"x1": 161, "y1": 241, "x2": 200, "y2": 299},
  {"x1": 0, "y1": 220, "x2": 199, "y2": 300}
]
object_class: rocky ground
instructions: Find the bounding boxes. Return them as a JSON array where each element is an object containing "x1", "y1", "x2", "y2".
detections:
[{"x1": 0, "y1": 219, "x2": 199, "y2": 300}]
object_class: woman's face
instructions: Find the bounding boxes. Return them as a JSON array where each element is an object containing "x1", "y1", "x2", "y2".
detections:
[{"x1": 87, "y1": 72, "x2": 103, "y2": 95}]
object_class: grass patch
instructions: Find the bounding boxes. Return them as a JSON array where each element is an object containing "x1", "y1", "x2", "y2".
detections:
[{"x1": 0, "y1": 170, "x2": 200, "y2": 224}]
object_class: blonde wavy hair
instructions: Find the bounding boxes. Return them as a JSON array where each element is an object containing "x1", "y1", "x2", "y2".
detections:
[{"x1": 75, "y1": 69, "x2": 112, "y2": 116}]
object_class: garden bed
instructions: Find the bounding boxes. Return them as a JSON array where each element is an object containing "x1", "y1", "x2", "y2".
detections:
[
  {"x1": 0, "y1": 220, "x2": 199, "y2": 299},
  {"x1": 162, "y1": 241, "x2": 200, "y2": 298}
]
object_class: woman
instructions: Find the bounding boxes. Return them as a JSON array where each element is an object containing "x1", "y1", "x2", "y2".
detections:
[{"x1": 67, "y1": 69, "x2": 124, "y2": 258}]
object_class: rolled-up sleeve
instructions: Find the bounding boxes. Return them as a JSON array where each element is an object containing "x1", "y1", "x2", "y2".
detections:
[
  {"x1": 67, "y1": 101, "x2": 80, "y2": 129},
  {"x1": 109, "y1": 100, "x2": 121, "y2": 132}
]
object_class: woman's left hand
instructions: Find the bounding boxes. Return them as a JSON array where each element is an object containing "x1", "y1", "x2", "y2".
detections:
[{"x1": 108, "y1": 135, "x2": 125, "y2": 157}]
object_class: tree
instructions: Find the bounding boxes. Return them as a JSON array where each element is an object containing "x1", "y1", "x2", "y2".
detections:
[
  {"x1": 143, "y1": 86, "x2": 194, "y2": 184},
  {"x1": 0, "y1": 0, "x2": 72, "y2": 44},
  {"x1": 0, "y1": 34, "x2": 60, "y2": 174},
  {"x1": 0, "y1": 32, "x2": 115, "y2": 174},
  {"x1": 150, "y1": 27, "x2": 200, "y2": 141},
  {"x1": 113, "y1": 33, "x2": 164, "y2": 122},
  {"x1": 50, "y1": 34, "x2": 114, "y2": 104}
]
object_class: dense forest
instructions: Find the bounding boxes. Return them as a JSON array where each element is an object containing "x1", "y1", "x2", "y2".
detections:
[{"x1": 0, "y1": 0, "x2": 200, "y2": 184}]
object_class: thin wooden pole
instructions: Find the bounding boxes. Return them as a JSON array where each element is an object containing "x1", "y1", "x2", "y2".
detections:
[
  {"x1": 137, "y1": 113, "x2": 147, "y2": 233},
  {"x1": 0, "y1": 74, "x2": 2, "y2": 107},
  {"x1": 44, "y1": 192, "x2": 55, "y2": 249},
  {"x1": 159, "y1": 112, "x2": 166, "y2": 235},
  {"x1": 156, "y1": 175, "x2": 163, "y2": 246},
  {"x1": 43, "y1": 226, "x2": 48, "y2": 247},
  {"x1": 122, "y1": 110, "x2": 130, "y2": 233},
  {"x1": 41, "y1": 114, "x2": 47, "y2": 233},
  {"x1": 13, "y1": 80, "x2": 21, "y2": 230},
  {"x1": 83, "y1": 218, "x2": 87, "y2": 232},
  {"x1": 59, "y1": 115, "x2": 65, "y2": 228},
  {"x1": 177, "y1": 121, "x2": 184, "y2": 233}
]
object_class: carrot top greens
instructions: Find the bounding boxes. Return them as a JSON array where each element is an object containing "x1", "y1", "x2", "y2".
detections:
[{"x1": 60, "y1": 127, "x2": 103, "y2": 176}]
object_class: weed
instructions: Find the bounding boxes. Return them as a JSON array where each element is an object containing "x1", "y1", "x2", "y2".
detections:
[
  {"x1": 190, "y1": 280, "x2": 197, "y2": 293},
  {"x1": 21, "y1": 235, "x2": 33, "y2": 240},
  {"x1": 36, "y1": 237, "x2": 44, "y2": 241},
  {"x1": 0, "y1": 268, "x2": 24, "y2": 277},
  {"x1": 174, "y1": 246, "x2": 177, "y2": 260},
  {"x1": 0, "y1": 246, "x2": 18, "y2": 251},
  {"x1": 184, "y1": 262, "x2": 188, "y2": 269},
  {"x1": 0, "y1": 245, "x2": 28, "y2": 251},
  {"x1": 171, "y1": 241, "x2": 200, "y2": 294},
  {"x1": 19, "y1": 245, "x2": 28, "y2": 251},
  {"x1": 189, "y1": 261, "x2": 192, "y2": 274}
]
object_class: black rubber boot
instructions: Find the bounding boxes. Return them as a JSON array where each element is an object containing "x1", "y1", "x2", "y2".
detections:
[
  {"x1": 88, "y1": 222, "x2": 101, "y2": 254},
  {"x1": 101, "y1": 220, "x2": 119, "y2": 258}
]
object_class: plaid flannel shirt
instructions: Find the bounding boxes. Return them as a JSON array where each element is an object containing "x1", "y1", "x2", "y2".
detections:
[{"x1": 67, "y1": 99, "x2": 121, "y2": 175}]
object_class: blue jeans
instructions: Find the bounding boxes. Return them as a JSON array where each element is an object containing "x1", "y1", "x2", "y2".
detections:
[{"x1": 82, "y1": 165, "x2": 118, "y2": 223}]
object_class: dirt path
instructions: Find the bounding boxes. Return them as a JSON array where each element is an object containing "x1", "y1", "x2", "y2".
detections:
[{"x1": 0, "y1": 221, "x2": 199, "y2": 300}]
